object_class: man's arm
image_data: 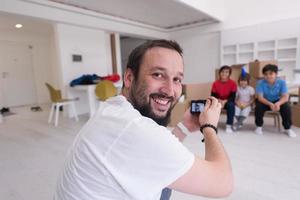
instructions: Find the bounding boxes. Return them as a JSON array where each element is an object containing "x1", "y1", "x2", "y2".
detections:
[
  {"x1": 169, "y1": 97, "x2": 233, "y2": 198},
  {"x1": 171, "y1": 107, "x2": 202, "y2": 141}
]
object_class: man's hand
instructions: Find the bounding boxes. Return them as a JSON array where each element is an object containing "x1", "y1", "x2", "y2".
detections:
[
  {"x1": 182, "y1": 108, "x2": 200, "y2": 132},
  {"x1": 220, "y1": 99, "x2": 228, "y2": 108},
  {"x1": 199, "y1": 97, "x2": 222, "y2": 127}
]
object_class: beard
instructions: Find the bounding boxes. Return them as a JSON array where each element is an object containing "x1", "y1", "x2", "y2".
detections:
[{"x1": 129, "y1": 80, "x2": 178, "y2": 126}]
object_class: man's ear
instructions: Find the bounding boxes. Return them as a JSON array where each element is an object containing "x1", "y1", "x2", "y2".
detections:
[{"x1": 123, "y1": 68, "x2": 134, "y2": 88}]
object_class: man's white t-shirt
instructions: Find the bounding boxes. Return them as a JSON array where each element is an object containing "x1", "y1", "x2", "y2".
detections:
[{"x1": 54, "y1": 95, "x2": 194, "y2": 200}]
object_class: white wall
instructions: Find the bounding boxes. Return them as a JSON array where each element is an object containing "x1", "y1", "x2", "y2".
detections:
[
  {"x1": 171, "y1": 30, "x2": 220, "y2": 83},
  {"x1": 0, "y1": 29, "x2": 55, "y2": 104},
  {"x1": 221, "y1": 17, "x2": 300, "y2": 45},
  {"x1": 223, "y1": 0, "x2": 300, "y2": 30},
  {"x1": 54, "y1": 23, "x2": 112, "y2": 115},
  {"x1": 55, "y1": 23, "x2": 111, "y2": 86}
]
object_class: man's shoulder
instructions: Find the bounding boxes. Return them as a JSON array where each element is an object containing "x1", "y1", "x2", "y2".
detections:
[{"x1": 98, "y1": 95, "x2": 141, "y2": 121}]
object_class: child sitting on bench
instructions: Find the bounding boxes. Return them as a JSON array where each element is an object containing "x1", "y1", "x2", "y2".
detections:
[
  {"x1": 234, "y1": 73, "x2": 255, "y2": 130},
  {"x1": 255, "y1": 64, "x2": 296, "y2": 137}
]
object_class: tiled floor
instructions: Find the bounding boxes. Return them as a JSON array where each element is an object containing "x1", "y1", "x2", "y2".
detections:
[{"x1": 0, "y1": 105, "x2": 299, "y2": 200}]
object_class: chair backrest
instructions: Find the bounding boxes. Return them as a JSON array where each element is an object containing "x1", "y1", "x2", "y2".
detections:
[
  {"x1": 95, "y1": 80, "x2": 117, "y2": 101},
  {"x1": 45, "y1": 82, "x2": 62, "y2": 102}
]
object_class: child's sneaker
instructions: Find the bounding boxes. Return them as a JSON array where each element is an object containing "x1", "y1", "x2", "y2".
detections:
[
  {"x1": 284, "y1": 129, "x2": 297, "y2": 138},
  {"x1": 226, "y1": 125, "x2": 234, "y2": 134},
  {"x1": 255, "y1": 127, "x2": 263, "y2": 135},
  {"x1": 234, "y1": 122, "x2": 243, "y2": 130}
]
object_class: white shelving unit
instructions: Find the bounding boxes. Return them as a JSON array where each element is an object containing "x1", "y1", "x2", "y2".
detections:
[
  {"x1": 277, "y1": 38, "x2": 298, "y2": 81},
  {"x1": 221, "y1": 37, "x2": 298, "y2": 82},
  {"x1": 257, "y1": 40, "x2": 276, "y2": 60},
  {"x1": 238, "y1": 43, "x2": 254, "y2": 63},
  {"x1": 222, "y1": 44, "x2": 237, "y2": 66}
]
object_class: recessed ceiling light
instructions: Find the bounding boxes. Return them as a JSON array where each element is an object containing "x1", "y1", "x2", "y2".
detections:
[{"x1": 15, "y1": 24, "x2": 23, "y2": 28}]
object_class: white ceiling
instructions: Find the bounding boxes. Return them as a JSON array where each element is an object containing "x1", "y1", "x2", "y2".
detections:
[
  {"x1": 49, "y1": 0, "x2": 218, "y2": 29},
  {"x1": 0, "y1": 12, "x2": 53, "y2": 35}
]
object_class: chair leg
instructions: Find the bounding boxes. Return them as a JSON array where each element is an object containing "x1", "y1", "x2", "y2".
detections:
[
  {"x1": 71, "y1": 102, "x2": 79, "y2": 122},
  {"x1": 274, "y1": 115, "x2": 277, "y2": 127},
  {"x1": 277, "y1": 115, "x2": 281, "y2": 132},
  {"x1": 48, "y1": 104, "x2": 55, "y2": 123},
  {"x1": 55, "y1": 103, "x2": 60, "y2": 127}
]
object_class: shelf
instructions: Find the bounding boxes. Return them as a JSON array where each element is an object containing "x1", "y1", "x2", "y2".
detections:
[
  {"x1": 277, "y1": 46, "x2": 297, "y2": 50},
  {"x1": 223, "y1": 52, "x2": 236, "y2": 55},
  {"x1": 257, "y1": 51, "x2": 275, "y2": 60},
  {"x1": 278, "y1": 38, "x2": 297, "y2": 48},
  {"x1": 239, "y1": 51, "x2": 254, "y2": 54},
  {"x1": 223, "y1": 54, "x2": 236, "y2": 65},
  {"x1": 278, "y1": 58, "x2": 296, "y2": 62},
  {"x1": 239, "y1": 43, "x2": 254, "y2": 52},
  {"x1": 257, "y1": 40, "x2": 275, "y2": 49},
  {"x1": 223, "y1": 45, "x2": 236, "y2": 54},
  {"x1": 277, "y1": 48, "x2": 297, "y2": 59},
  {"x1": 257, "y1": 48, "x2": 275, "y2": 52}
]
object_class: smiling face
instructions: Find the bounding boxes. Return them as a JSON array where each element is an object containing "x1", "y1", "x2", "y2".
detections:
[
  {"x1": 123, "y1": 47, "x2": 184, "y2": 126},
  {"x1": 264, "y1": 71, "x2": 277, "y2": 84},
  {"x1": 219, "y1": 69, "x2": 231, "y2": 82},
  {"x1": 239, "y1": 80, "x2": 248, "y2": 88}
]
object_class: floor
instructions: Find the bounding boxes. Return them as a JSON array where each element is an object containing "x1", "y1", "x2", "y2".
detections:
[{"x1": 0, "y1": 105, "x2": 299, "y2": 200}]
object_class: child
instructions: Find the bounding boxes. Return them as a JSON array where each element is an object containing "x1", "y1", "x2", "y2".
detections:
[
  {"x1": 211, "y1": 65, "x2": 237, "y2": 133},
  {"x1": 255, "y1": 64, "x2": 296, "y2": 137},
  {"x1": 235, "y1": 73, "x2": 255, "y2": 130}
]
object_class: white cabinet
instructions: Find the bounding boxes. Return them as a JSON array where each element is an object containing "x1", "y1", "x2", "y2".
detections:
[{"x1": 221, "y1": 37, "x2": 298, "y2": 82}]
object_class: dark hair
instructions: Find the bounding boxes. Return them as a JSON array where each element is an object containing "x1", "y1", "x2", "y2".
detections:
[
  {"x1": 126, "y1": 40, "x2": 183, "y2": 80},
  {"x1": 262, "y1": 64, "x2": 278, "y2": 74},
  {"x1": 238, "y1": 73, "x2": 251, "y2": 84},
  {"x1": 219, "y1": 65, "x2": 232, "y2": 76}
]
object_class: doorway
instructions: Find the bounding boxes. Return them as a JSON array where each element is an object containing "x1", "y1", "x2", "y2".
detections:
[
  {"x1": 0, "y1": 41, "x2": 37, "y2": 107},
  {"x1": 120, "y1": 36, "x2": 149, "y2": 75}
]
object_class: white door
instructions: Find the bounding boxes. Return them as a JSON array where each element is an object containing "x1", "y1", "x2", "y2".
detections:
[{"x1": 0, "y1": 41, "x2": 36, "y2": 107}]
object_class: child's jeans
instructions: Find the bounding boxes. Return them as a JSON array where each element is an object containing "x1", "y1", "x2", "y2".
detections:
[{"x1": 235, "y1": 105, "x2": 251, "y2": 117}]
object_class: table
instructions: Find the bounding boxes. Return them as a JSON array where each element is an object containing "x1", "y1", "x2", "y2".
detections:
[{"x1": 70, "y1": 82, "x2": 122, "y2": 118}]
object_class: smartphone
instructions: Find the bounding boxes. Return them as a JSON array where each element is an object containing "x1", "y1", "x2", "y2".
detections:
[{"x1": 190, "y1": 100, "x2": 206, "y2": 114}]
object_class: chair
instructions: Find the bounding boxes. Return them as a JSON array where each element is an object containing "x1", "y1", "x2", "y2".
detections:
[
  {"x1": 95, "y1": 80, "x2": 118, "y2": 101},
  {"x1": 45, "y1": 83, "x2": 79, "y2": 127},
  {"x1": 249, "y1": 103, "x2": 282, "y2": 132},
  {"x1": 265, "y1": 110, "x2": 281, "y2": 131}
]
